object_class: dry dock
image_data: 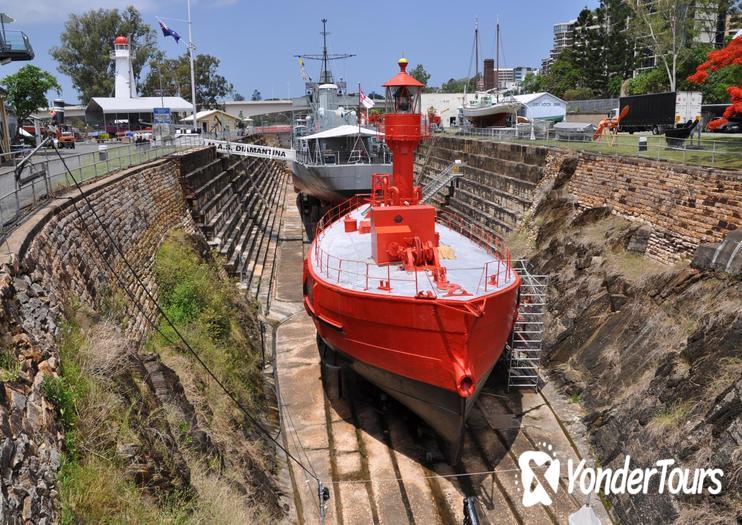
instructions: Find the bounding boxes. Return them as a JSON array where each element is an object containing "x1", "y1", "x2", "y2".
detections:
[{"x1": 265, "y1": 177, "x2": 613, "y2": 524}]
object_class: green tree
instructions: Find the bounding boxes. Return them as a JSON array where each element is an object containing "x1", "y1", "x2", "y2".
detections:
[
  {"x1": 251, "y1": 89, "x2": 262, "y2": 101},
  {"x1": 142, "y1": 53, "x2": 234, "y2": 109},
  {"x1": 626, "y1": 0, "x2": 720, "y2": 91},
  {"x1": 439, "y1": 77, "x2": 477, "y2": 93},
  {"x1": 602, "y1": 0, "x2": 636, "y2": 96},
  {"x1": 50, "y1": 6, "x2": 157, "y2": 103},
  {"x1": 521, "y1": 72, "x2": 546, "y2": 94},
  {"x1": 625, "y1": 66, "x2": 669, "y2": 95},
  {"x1": 563, "y1": 87, "x2": 595, "y2": 100},
  {"x1": 409, "y1": 64, "x2": 431, "y2": 87},
  {"x1": 542, "y1": 49, "x2": 583, "y2": 98},
  {"x1": 1, "y1": 65, "x2": 61, "y2": 133},
  {"x1": 572, "y1": 8, "x2": 606, "y2": 96},
  {"x1": 233, "y1": 92, "x2": 245, "y2": 101}
]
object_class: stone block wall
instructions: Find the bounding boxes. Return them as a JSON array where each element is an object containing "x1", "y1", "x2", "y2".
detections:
[
  {"x1": 18, "y1": 157, "x2": 193, "y2": 339},
  {"x1": 567, "y1": 153, "x2": 742, "y2": 263},
  {"x1": 415, "y1": 136, "x2": 549, "y2": 236},
  {"x1": 0, "y1": 147, "x2": 206, "y2": 522}
]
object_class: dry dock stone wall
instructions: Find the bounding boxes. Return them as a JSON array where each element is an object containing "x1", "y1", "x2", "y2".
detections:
[
  {"x1": 0, "y1": 155, "x2": 193, "y2": 523},
  {"x1": 566, "y1": 153, "x2": 741, "y2": 263},
  {"x1": 0, "y1": 143, "x2": 287, "y2": 523}
]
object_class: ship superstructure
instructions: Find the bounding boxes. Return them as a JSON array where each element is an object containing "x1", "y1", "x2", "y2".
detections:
[
  {"x1": 292, "y1": 19, "x2": 391, "y2": 237},
  {"x1": 303, "y1": 58, "x2": 522, "y2": 462}
]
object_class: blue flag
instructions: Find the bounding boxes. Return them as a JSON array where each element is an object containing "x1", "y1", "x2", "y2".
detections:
[{"x1": 159, "y1": 21, "x2": 181, "y2": 43}]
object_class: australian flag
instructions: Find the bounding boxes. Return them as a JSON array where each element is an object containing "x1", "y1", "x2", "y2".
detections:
[{"x1": 159, "y1": 21, "x2": 181, "y2": 43}]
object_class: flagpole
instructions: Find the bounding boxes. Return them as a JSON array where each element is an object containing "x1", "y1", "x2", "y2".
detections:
[{"x1": 187, "y1": 0, "x2": 197, "y2": 132}]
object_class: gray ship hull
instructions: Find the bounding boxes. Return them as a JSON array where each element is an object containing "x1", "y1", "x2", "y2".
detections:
[{"x1": 291, "y1": 161, "x2": 391, "y2": 205}]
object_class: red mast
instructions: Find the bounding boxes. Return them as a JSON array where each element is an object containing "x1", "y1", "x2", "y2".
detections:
[
  {"x1": 370, "y1": 58, "x2": 441, "y2": 277},
  {"x1": 380, "y1": 58, "x2": 425, "y2": 202}
]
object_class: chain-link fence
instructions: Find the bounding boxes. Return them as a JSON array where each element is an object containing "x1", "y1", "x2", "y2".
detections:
[{"x1": 565, "y1": 98, "x2": 618, "y2": 114}]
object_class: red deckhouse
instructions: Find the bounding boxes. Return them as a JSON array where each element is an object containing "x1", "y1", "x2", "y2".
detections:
[{"x1": 303, "y1": 58, "x2": 521, "y2": 462}]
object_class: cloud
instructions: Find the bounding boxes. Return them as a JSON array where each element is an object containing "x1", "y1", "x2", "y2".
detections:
[
  {"x1": 9, "y1": 0, "x2": 237, "y2": 25},
  {"x1": 8, "y1": 0, "x2": 160, "y2": 24}
]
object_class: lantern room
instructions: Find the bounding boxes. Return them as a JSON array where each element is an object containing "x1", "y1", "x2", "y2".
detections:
[{"x1": 383, "y1": 58, "x2": 423, "y2": 114}]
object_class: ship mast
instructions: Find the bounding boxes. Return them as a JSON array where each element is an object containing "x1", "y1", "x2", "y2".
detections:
[
  {"x1": 321, "y1": 18, "x2": 330, "y2": 84},
  {"x1": 496, "y1": 18, "x2": 499, "y2": 103},
  {"x1": 475, "y1": 18, "x2": 481, "y2": 91},
  {"x1": 294, "y1": 19, "x2": 356, "y2": 85}
]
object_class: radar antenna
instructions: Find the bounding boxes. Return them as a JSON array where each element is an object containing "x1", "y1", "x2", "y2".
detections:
[{"x1": 294, "y1": 18, "x2": 355, "y2": 84}]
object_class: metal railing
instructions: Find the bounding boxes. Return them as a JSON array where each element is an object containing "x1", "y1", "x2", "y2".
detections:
[
  {"x1": 0, "y1": 29, "x2": 34, "y2": 60},
  {"x1": 0, "y1": 136, "x2": 204, "y2": 238},
  {"x1": 311, "y1": 196, "x2": 516, "y2": 298},
  {"x1": 566, "y1": 98, "x2": 618, "y2": 114},
  {"x1": 295, "y1": 147, "x2": 391, "y2": 166},
  {"x1": 451, "y1": 127, "x2": 742, "y2": 169},
  {"x1": 507, "y1": 260, "x2": 548, "y2": 389}
]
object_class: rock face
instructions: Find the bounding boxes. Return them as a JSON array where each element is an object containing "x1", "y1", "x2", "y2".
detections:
[
  {"x1": 692, "y1": 229, "x2": 742, "y2": 276},
  {"x1": 0, "y1": 267, "x2": 65, "y2": 523},
  {"x1": 0, "y1": 147, "x2": 287, "y2": 522},
  {"x1": 525, "y1": 177, "x2": 741, "y2": 524}
]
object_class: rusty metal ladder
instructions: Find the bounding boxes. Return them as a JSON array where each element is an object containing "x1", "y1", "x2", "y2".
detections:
[{"x1": 507, "y1": 260, "x2": 548, "y2": 389}]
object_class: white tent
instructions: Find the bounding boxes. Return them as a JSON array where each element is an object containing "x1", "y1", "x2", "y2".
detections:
[
  {"x1": 88, "y1": 96, "x2": 193, "y2": 114},
  {"x1": 299, "y1": 124, "x2": 382, "y2": 141}
]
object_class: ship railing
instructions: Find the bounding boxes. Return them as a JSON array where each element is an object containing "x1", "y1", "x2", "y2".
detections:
[
  {"x1": 296, "y1": 148, "x2": 389, "y2": 166},
  {"x1": 314, "y1": 194, "x2": 370, "y2": 237},
  {"x1": 311, "y1": 240, "x2": 514, "y2": 298},
  {"x1": 312, "y1": 200, "x2": 517, "y2": 297}
]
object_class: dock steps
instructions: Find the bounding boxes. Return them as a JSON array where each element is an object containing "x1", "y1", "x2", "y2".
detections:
[
  {"x1": 420, "y1": 160, "x2": 465, "y2": 204},
  {"x1": 507, "y1": 259, "x2": 548, "y2": 389}
]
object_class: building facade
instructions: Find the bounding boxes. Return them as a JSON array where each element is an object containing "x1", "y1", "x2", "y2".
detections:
[{"x1": 541, "y1": 19, "x2": 577, "y2": 73}]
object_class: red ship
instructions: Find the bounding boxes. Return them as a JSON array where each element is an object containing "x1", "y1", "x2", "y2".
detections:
[{"x1": 303, "y1": 58, "x2": 521, "y2": 462}]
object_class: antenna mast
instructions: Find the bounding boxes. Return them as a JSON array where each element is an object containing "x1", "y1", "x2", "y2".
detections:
[
  {"x1": 475, "y1": 18, "x2": 481, "y2": 90},
  {"x1": 496, "y1": 18, "x2": 499, "y2": 102},
  {"x1": 294, "y1": 19, "x2": 355, "y2": 84}
]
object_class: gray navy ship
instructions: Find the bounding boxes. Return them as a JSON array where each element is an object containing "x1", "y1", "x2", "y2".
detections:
[{"x1": 293, "y1": 19, "x2": 391, "y2": 237}]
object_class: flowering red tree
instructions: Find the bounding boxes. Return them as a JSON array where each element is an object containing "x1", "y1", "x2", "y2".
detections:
[{"x1": 688, "y1": 36, "x2": 742, "y2": 130}]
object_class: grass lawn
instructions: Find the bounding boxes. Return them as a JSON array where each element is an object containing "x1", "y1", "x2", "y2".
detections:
[{"x1": 455, "y1": 130, "x2": 742, "y2": 169}]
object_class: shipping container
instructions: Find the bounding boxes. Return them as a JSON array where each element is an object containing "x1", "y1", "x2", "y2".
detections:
[{"x1": 618, "y1": 91, "x2": 702, "y2": 134}]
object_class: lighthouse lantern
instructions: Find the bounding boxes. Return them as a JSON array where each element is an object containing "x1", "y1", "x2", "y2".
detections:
[{"x1": 384, "y1": 58, "x2": 422, "y2": 114}]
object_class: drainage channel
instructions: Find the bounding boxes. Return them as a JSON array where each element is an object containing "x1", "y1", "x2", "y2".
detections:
[{"x1": 263, "y1": 184, "x2": 613, "y2": 524}]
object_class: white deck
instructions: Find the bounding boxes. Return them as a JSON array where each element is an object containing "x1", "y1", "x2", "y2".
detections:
[{"x1": 311, "y1": 204, "x2": 517, "y2": 300}]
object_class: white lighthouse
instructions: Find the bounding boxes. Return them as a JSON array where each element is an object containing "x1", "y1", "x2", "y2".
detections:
[{"x1": 113, "y1": 35, "x2": 136, "y2": 98}]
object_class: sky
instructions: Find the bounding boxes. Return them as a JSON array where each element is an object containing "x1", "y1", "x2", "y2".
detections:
[{"x1": 3, "y1": 0, "x2": 599, "y2": 104}]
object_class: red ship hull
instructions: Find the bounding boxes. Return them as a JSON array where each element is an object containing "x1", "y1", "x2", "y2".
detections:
[{"x1": 303, "y1": 256, "x2": 520, "y2": 462}]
